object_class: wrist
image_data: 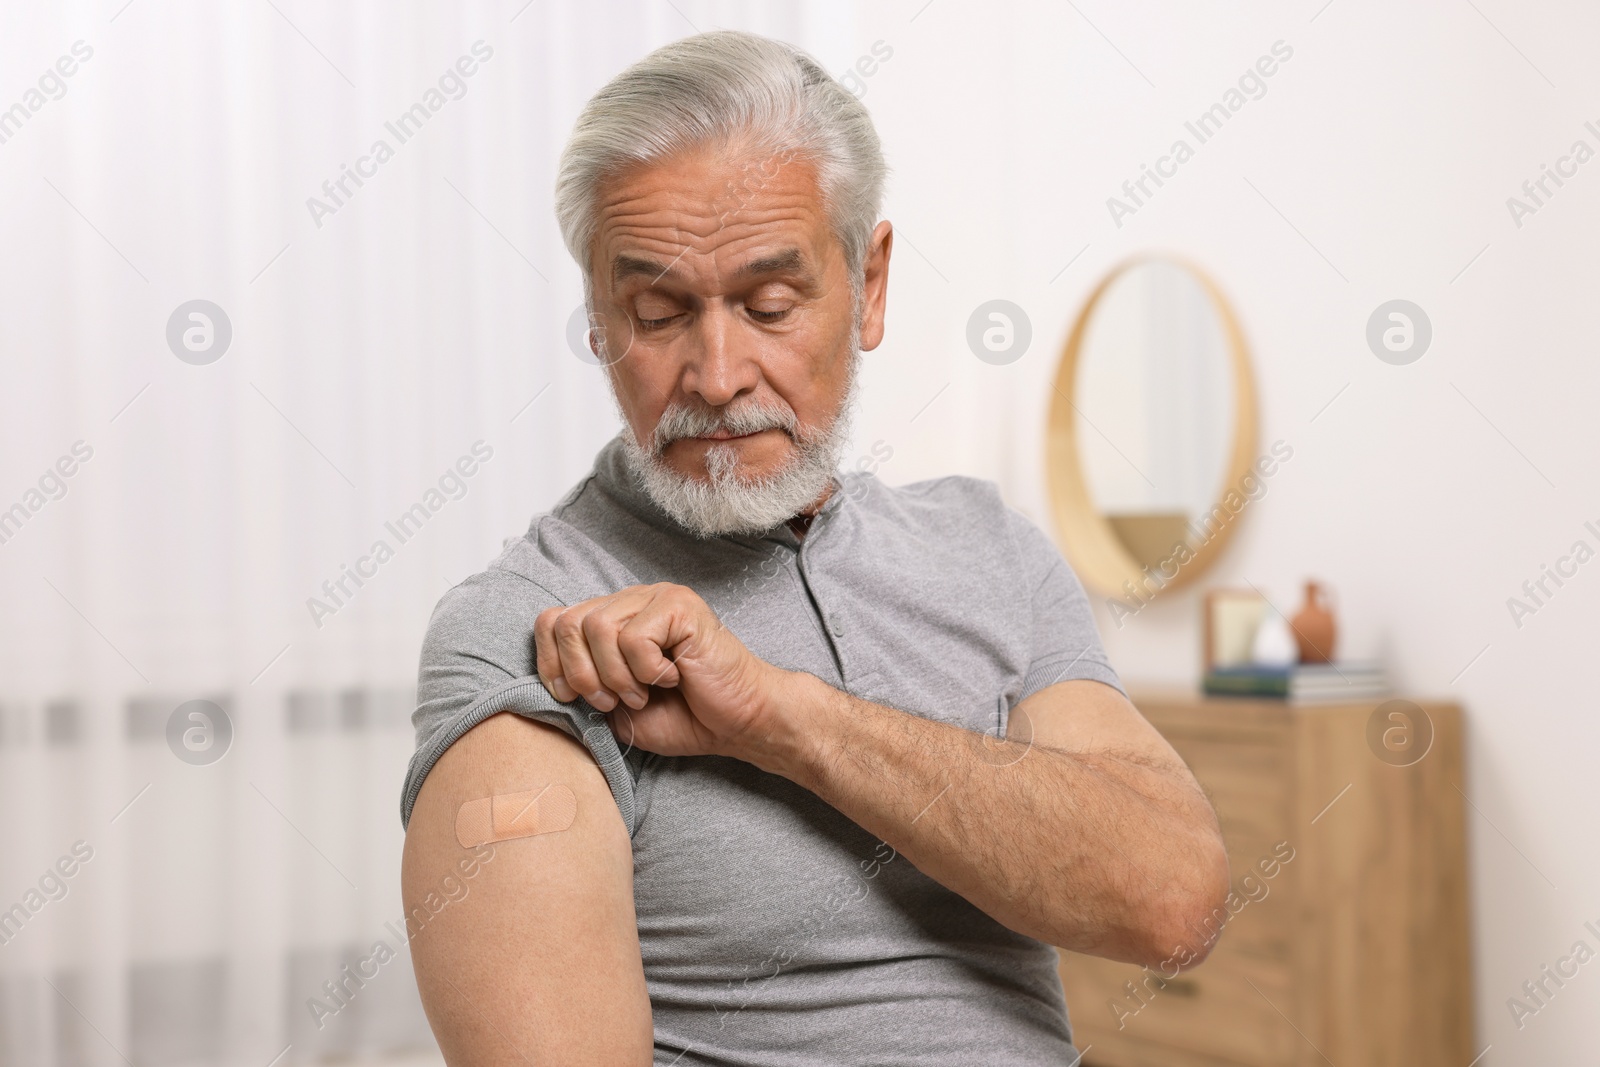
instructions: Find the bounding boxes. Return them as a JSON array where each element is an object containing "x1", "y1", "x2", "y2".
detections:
[{"x1": 734, "y1": 665, "x2": 839, "y2": 783}]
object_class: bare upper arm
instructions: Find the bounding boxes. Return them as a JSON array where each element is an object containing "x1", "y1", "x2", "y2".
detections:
[{"x1": 401, "y1": 711, "x2": 652, "y2": 1065}]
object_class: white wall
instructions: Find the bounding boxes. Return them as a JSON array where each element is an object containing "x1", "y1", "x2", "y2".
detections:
[
  {"x1": 845, "y1": 1, "x2": 1600, "y2": 1059},
  {"x1": 0, "y1": 0, "x2": 1593, "y2": 1061}
]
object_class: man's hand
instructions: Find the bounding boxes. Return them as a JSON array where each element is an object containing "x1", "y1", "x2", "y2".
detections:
[{"x1": 534, "y1": 583, "x2": 789, "y2": 759}]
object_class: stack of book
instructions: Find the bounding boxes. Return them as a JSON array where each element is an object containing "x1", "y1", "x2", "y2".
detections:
[{"x1": 1202, "y1": 662, "x2": 1389, "y2": 705}]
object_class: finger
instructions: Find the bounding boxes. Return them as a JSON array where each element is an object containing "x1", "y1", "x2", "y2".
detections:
[
  {"x1": 581, "y1": 600, "x2": 652, "y2": 710},
  {"x1": 533, "y1": 605, "x2": 578, "y2": 703},
  {"x1": 617, "y1": 609, "x2": 681, "y2": 690},
  {"x1": 551, "y1": 604, "x2": 616, "y2": 711},
  {"x1": 625, "y1": 585, "x2": 720, "y2": 676}
]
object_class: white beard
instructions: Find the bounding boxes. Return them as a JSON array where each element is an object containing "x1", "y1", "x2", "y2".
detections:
[{"x1": 617, "y1": 340, "x2": 861, "y2": 539}]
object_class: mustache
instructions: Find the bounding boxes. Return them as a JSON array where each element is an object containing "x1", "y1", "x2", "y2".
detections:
[{"x1": 650, "y1": 396, "x2": 801, "y2": 455}]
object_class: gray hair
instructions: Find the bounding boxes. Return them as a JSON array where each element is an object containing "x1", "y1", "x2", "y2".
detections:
[{"x1": 555, "y1": 30, "x2": 887, "y2": 298}]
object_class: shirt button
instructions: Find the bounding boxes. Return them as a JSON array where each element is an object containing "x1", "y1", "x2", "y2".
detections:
[{"x1": 831, "y1": 619, "x2": 844, "y2": 637}]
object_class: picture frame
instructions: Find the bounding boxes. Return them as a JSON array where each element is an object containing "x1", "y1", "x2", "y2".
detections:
[{"x1": 1203, "y1": 588, "x2": 1269, "y2": 673}]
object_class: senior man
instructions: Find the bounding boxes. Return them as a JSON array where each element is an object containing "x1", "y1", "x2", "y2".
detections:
[{"x1": 400, "y1": 29, "x2": 1228, "y2": 1066}]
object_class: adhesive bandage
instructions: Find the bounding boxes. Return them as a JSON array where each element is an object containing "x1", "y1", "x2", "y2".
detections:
[{"x1": 455, "y1": 784, "x2": 577, "y2": 848}]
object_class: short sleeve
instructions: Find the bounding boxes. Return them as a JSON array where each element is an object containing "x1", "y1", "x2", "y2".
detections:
[
  {"x1": 1005, "y1": 507, "x2": 1126, "y2": 704},
  {"x1": 399, "y1": 567, "x2": 638, "y2": 833}
]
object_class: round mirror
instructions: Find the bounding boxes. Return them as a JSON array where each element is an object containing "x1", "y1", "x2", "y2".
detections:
[{"x1": 1045, "y1": 256, "x2": 1258, "y2": 599}]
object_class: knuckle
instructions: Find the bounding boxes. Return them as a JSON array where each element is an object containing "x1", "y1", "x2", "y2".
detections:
[
  {"x1": 617, "y1": 629, "x2": 653, "y2": 658},
  {"x1": 580, "y1": 610, "x2": 616, "y2": 640}
]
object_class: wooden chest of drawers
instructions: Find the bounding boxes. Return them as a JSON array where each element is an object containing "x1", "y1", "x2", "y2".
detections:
[{"x1": 1057, "y1": 691, "x2": 1474, "y2": 1067}]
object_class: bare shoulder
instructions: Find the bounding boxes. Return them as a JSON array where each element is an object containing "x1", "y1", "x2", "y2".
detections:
[{"x1": 402, "y1": 712, "x2": 652, "y2": 1065}]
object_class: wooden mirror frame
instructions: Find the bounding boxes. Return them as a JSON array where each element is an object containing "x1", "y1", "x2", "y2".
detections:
[{"x1": 1045, "y1": 255, "x2": 1259, "y2": 600}]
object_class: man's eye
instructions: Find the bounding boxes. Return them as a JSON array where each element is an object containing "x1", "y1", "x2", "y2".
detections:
[
  {"x1": 637, "y1": 313, "x2": 680, "y2": 330},
  {"x1": 747, "y1": 307, "x2": 789, "y2": 323}
]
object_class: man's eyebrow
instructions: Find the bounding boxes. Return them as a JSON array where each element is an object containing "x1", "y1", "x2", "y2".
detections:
[
  {"x1": 612, "y1": 254, "x2": 679, "y2": 286},
  {"x1": 609, "y1": 248, "x2": 811, "y2": 288},
  {"x1": 732, "y1": 248, "x2": 808, "y2": 281}
]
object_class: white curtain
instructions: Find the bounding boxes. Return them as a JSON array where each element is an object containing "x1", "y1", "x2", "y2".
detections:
[{"x1": 0, "y1": 3, "x2": 853, "y2": 1063}]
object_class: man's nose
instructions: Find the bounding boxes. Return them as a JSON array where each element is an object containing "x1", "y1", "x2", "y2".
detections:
[{"x1": 681, "y1": 303, "x2": 759, "y2": 408}]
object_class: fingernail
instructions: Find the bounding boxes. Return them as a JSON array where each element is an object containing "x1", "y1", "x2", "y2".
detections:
[
  {"x1": 621, "y1": 689, "x2": 646, "y2": 710},
  {"x1": 587, "y1": 690, "x2": 615, "y2": 711}
]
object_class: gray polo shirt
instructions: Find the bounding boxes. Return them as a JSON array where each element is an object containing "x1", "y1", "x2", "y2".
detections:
[{"x1": 403, "y1": 434, "x2": 1123, "y2": 1065}]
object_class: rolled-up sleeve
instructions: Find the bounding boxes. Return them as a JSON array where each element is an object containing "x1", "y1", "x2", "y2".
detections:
[{"x1": 399, "y1": 567, "x2": 638, "y2": 834}]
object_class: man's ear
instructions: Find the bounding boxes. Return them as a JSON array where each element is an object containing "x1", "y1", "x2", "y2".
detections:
[{"x1": 857, "y1": 220, "x2": 893, "y2": 352}]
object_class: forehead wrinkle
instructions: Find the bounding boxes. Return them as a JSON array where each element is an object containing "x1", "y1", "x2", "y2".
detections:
[
  {"x1": 595, "y1": 157, "x2": 833, "y2": 292},
  {"x1": 598, "y1": 187, "x2": 823, "y2": 245},
  {"x1": 598, "y1": 148, "x2": 818, "y2": 213},
  {"x1": 602, "y1": 192, "x2": 819, "y2": 247},
  {"x1": 595, "y1": 153, "x2": 832, "y2": 292},
  {"x1": 606, "y1": 213, "x2": 820, "y2": 291}
]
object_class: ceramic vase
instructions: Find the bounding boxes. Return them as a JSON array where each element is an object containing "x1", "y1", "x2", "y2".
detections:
[
  {"x1": 1291, "y1": 580, "x2": 1337, "y2": 664},
  {"x1": 1250, "y1": 611, "x2": 1298, "y2": 667}
]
